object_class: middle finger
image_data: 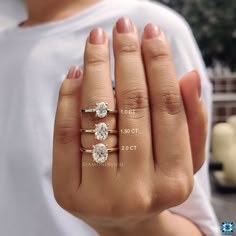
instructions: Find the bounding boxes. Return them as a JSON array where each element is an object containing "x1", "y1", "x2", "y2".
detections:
[{"x1": 113, "y1": 18, "x2": 153, "y2": 174}]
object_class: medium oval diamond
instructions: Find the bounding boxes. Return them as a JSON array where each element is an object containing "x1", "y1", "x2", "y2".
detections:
[
  {"x1": 96, "y1": 102, "x2": 108, "y2": 118},
  {"x1": 95, "y1": 123, "x2": 109, "y2": 140},
  {"x1": 92, "y1": 144, "x2": 108, "y2": 164}
]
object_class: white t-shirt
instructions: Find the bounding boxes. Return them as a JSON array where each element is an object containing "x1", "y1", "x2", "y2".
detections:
[
  {"x1": 0, "y1": 0, "x2": 220, "y2": 235},
  {"x1": 0, "y1": 0, "x2": 26, "y2": 29}
]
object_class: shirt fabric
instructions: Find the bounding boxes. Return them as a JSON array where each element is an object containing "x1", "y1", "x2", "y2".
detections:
[
  {"x1": 0, "y1": 0, "x2": 26, "y2": 29},
  {"x1": 0, "y1": 0, "x2": 220, "y2": 235}
]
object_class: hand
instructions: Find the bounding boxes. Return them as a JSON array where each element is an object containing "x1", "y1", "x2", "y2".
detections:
[{"x1": 52, "y1": 17, "x2": 207, "y2": 235}]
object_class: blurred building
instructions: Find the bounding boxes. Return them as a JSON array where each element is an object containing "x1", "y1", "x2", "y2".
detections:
[{"x1": 211, "y1": 75, "x2": 236, "y2": 125}]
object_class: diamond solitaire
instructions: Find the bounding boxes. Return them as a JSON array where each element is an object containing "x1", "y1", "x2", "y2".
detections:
[
  {"x1": 92, "y1": 144, "x2": 108, "y2": 164},
  {"x1": 81, "y1": 102, "x2": 117, "y2": 118},
  {"x1": 95, "y1": 123, "x2": 109, "y2": 140},
  {"x1": 96, "y1": 102, "x2": 108, "y2": 118},
  {"x1": 80, "y1": 123, "x2": 118, "y2": 140},
  {"x1": 80, "y1": 145, "x2": 119, "y2": 163}
]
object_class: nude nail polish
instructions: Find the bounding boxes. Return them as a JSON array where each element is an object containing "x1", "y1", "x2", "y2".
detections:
[
  {"x1": 89, "y1": 28, "x2": 106, "y2": 44},
  {"x1": 143, "y1": 23, "x2": 161, "y2": 39},
  {"x1": 116, "y1": 17, "x2": 133, "y2": 33},
  {"x1": 67, "y1": 66, "x2": 81, "y2": 79}
]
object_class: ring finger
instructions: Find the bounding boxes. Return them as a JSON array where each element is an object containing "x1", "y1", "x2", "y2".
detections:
[{"x1": 81, "y1": 28, "x2": 118, "y2": 184}]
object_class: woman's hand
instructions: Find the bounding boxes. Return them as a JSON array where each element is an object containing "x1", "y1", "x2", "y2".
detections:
[{"x1": 52, "y1": 17, "x2": 207, "y2": 235}]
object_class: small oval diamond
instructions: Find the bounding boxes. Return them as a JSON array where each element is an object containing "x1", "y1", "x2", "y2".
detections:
[
  {"x1": 96, "y1": 102, "x2": 108, "y2": 118},
  {"x1": 92, "y1": 144, "x2": 108, "y2": 164},
  {"x1": 95, "y1": 123, "x2": 109, "y2": 140}
]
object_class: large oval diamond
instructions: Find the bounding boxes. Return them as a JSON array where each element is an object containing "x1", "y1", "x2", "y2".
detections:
[
  {"x1": 92, "y1": 144, "x2": 108, "y2": 164},
  {"x1": 95, "y1": 123, "x2": 109, "y2": 140},
  {"x1": 95, "y1": 102, "x2": 108, "y2": 118}
]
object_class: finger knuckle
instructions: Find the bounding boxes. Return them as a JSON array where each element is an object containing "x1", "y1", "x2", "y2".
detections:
[
  {"x1": 150, "y1": 50, "x2": 170, "y2": 63},
  {"x1": 145, "y1": 41, "x2": 171, "y2": 62},
  {"x1": 126, "y1": 187, "x2": 152, "y2": 214},
  {"x1": 59, "y1": 80, "x2": 78, "y2": 98},
  {"x1": 55, "y1": 122, "x2": 79, "y2": 144},
  {"x1": 172, "y1": 176, "x2": 194, "y2": 205},
  {"x1": 121, "y1": 88, "x2": 149, "y2": 113},
  {"x1": 154, "y1": 171, "x2": 193, "y2": 208},
  {"x1": 158, "y1": 90, "x2": 183, "y2": 115},
  {"x1": 119, "y1": 43, "x2": 140, "y2": 55},
  {"x1": 117, "y1": 38, "x2": 140, "y2": 56},
  {"x1": 85, "y1": 47, "x2": 108, "y2": 67}
]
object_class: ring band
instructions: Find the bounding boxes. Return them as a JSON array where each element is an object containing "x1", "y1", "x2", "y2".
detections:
[
  {"x1": 81, "y1": 102, "x2": 118, "y2": 118},
  {"x1": 80, "y1": 144, "x2": 119, "y2": 164},
  {"x1": 80, "y1": 129, "x2": 117, "y2": 134},
  {"x1": 80, "y1": 122, "x2": 118, "y2": 141},
  {"x1": 80, "y1": 109, "x2": 117, "y2": 113},
  {"x1": 80, "y1": 147, "x2": 119, "y2": 154}
]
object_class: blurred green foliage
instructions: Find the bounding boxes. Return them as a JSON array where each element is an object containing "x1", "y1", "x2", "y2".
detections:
[{"x1": 158, "y1": 0, "x2": 236, "y2": 70}]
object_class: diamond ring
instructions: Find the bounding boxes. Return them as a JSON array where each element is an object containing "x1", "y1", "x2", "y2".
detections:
[
  {"x1": 80, "y1": 144, "x2": 119, "y2": 164},
  {"x1": 81, "y1": 102, "x2": 118, "y2": 118},
  {"x1": 80, "y1": 123, "x2": 118, "y2": 141}
]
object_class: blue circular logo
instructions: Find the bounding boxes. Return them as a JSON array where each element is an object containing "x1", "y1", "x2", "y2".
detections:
[{"x1": 221, "y1": 221, "x2": 235, "y2": 234}]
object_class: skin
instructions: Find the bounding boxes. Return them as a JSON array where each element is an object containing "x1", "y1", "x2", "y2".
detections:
[
  {"x1": 24, "y1": 0, "x2": 207, "y2": 235},
  {"x1": 23, "y1": 0, "x2": 103, "y2": 26}
]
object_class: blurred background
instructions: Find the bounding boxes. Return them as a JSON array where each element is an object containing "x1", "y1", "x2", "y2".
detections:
[{"x1": 0, "y1": 0, "x2": 235, "y2": 227}]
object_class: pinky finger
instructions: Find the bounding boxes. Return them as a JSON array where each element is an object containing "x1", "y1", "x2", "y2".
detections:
[{"x1": 52, "y1": 66, "x2": 83, "y2": 210}]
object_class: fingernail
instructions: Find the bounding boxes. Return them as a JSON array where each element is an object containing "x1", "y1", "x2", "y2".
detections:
[
  {"x1": 67, "y1": 66, "x2": 81, "y2": 79},
  {"x1": 143, "y1": 23, "x2": 161, "y2": 39},
  {"x1": 89, "y1": 28, "x2": 106, "y2": 44},
  {"x1": 116, "y1": 17, "x2": 133, "y2": 33},
  {"x1": 192, "y1": 70, "x2": 201, "y2": 98}
]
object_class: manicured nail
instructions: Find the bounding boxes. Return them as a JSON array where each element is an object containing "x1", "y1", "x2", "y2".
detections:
[
  {"x1": 116, "y1": 17, "x2": 133, "y2": 33},
  {"x1": 143, "y1": 23, "x2": 161, "y2": 39},
  {"x1": 74, "y1": 68, "x2": 82, "y2": 79},
  {"x1": 192, "y1": 70, "x2": 201, "y2": 98},
  {"x1": 67, "y1": 66, "x2": 81, "y2": 79},
  {"x1": 89, "y1": 28, "x2": 106, "y2": 44}
]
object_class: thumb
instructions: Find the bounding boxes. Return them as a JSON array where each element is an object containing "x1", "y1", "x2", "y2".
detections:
[{"x1": 179, "y1": 70, "x2": 208, "y2": 173}]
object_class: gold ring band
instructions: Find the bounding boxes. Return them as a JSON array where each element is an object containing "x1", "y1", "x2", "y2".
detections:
[
  {"x1": 80, "y1": 109, "x2": 118, "y2": 113},
  {"x1": 80, "y1": 129, "x2": 118, "y2": 134},
  {"x1": 80, "y1": 147, "x2": 119, "y2": 154}
]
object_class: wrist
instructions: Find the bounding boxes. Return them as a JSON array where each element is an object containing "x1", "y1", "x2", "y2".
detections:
[
  {"x1": 91, "y1": 211, "x2": 168, "y2": 236},
  {"x1": 91, "y1": 211, "x2": 202, "y2": 236}
]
